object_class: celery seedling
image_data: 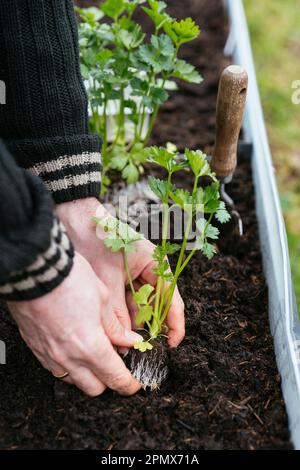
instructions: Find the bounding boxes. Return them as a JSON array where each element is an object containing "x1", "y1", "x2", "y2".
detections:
[
  {"x1": 93, "y1": 147, "x2": 230, "y2": 351},
  {"x1": 76, "y1": 0, "x2": 202, "y2": 191}
]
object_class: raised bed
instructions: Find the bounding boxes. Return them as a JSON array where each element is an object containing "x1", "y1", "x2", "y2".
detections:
[
  {"x1": 0, "y1": 0, "x2": 297, "y2": 450},
  {"x1": 225, "y1": 0, "x2": 300, "y2": 449}
]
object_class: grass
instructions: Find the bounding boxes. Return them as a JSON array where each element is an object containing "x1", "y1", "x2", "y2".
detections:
[{"x1": 244, "y1": 0, "x2": 300, "y2": 311}]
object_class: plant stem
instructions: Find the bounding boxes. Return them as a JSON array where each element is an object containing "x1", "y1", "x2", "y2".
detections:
[
  {"x1": 102, "y1": 95, "x2": 108, "y2": 157},
  {"x1": 142, "y1": 69, "x2": 168, "y2": 146},
  {"x1": 153, "y1": 172, "x2": 172, "y2": 330},
  {"x1": 143, "y1": 47, "x2": 179, "y2": 146},
  {"x1": 178, "y1": 248, "x2": 196, "y2": 275},
  {"x1": 162, "y1": 211, "x2": 193, "y2": 319},
  {"x1": 160, "y1": 173, "x2": 200, "y2": 322},
  {"x1": 124, "y1": 251, "x2": 135, "y2": 298},
  {"x1": 142, "y1": 104, "x2": 159, "y2": 146},
  {"x1": 137, "y1": 104, "x2": 147, "y2": 142},
  {"x1": 158, "y1": 281, "x2": 169, "y2": 315},
  {"x1": 119, "y1": 85, "x2": 126, "y2": 143},
  {"x1": 178, "y1": 212, "x2": 214, "y2": 275}
]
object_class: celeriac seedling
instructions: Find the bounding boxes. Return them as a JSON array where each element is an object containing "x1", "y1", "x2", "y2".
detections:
[
  {"x1": 93, "y1": 147, "x2": 230, "y2": 351},
  {"x1": 76, "y1": 0, "x2": 202, "y2": 191}
]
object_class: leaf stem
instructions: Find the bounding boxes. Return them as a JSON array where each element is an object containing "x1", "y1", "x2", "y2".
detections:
[
  {"x1": 124, "y1": 250, "x2": 135, "y2": 298},
  {"x1": 178, "y1": 212, "x2": 214, "y2": 275},
  {"x1": 102, "y1": 94, "x2": 108, "y2": 157},
  {"x1": 160, "y1": 172, "x2": 199, "y2": 322},
  {"x1": 153, "y1": 171, "x2": 172, "y2": 331},
  {"x1": 142, "y1": 76, "x2": 167, "y2": 146}
]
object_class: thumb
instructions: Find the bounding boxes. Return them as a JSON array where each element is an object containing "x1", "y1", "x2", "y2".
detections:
[
  {"x1": 110, "y1": 288, "x2": 132, "y2": 331},
  {"x1": 102, "y1": 308, "x2": 143, "y2": 348}
]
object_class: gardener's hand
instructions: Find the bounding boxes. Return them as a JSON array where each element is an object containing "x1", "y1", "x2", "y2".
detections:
[
  {"x1": 56, "y1": 197, "x2": 185, "y2": 347},
  {"x1": 7, "y1": 252, "x2": 142, "y2": 397}
]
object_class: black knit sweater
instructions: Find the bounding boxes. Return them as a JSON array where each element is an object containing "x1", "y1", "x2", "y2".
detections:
[{"x1": 0, "y1": 0, "x2": 102, "y2": 301}]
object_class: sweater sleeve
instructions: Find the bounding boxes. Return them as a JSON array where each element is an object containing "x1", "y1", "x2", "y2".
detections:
[
  {"x1": 0, "y1": 140, "x2": 74, "y2": 301},
  {"x1": 0, "y1": 0, "x2": 102, "y2": 204}
]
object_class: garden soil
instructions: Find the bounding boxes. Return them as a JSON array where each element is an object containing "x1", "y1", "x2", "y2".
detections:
[{"x1": 0, "y1": 0, "x2": 292, "y2": 450}]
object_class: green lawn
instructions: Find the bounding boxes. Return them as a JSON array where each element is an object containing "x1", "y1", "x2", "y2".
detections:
[{"x1": 244, "y1": 0, "x2": 300, "y2": 311}]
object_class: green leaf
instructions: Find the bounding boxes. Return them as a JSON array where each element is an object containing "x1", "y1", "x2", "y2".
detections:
[
  {"x1": 101, "y1": 0, "x2": 125, "y2": 20},
  {"x1": 165, "y1": 242, "x2": 181, "y2": 255},
  {"x1": 142, "y1": 1, "x2": 170, "y2": 30},
  {"x1": 203, "y1": 182, "x2": 221, "y2": 213},
  {"x1": 166, "y1": 142, "x2": 178, "y2": 153},
  {"x1": 100, "y1": 175, "x2": 111, "y2": 193},
  {"x1": 194, "y1": 233, "x2": 217, "y2": 259},
  {"x1": 184, "y1": 149, "x2": 209, "y2": 177},
  {"x1": 151, "y1": 34, "x2": 174, "y2": 56},
  {"x1": 201, "y1": 242, "x2": 217, "y2": 260},
  {"x1": 104, "y1": 237, "x2": 125, "y2": 252},
  {"x1": 153, "y1": 244, "x2": 165, "y2": 263},
  {"x1": 153, "y1": 268, "x2": 173, "y2": 282},
  {"x1": 133, "y1": 284, "x2": 155, "y2": 305},
  {"x1": 96, "y1": 48, "x2": 113, "y2": 65},
  {"x1": 93, "y1": 216, "x2": 144, "y2": 247},
  {"x1": 149, "y1": 86, "x2": 169, "y2": 104},
  {"x1": 93, "y1": 216, "x2": 118, "y2": 232},
  {"x1": 124, "y1": 0, "x2": 146, "y2": 16},
  {"x1": 118, "y1": 29, "x2": 134, "y2": 49},
  {"x1": 116, "y1": 22, "x2": 145, "y2": 49},
  {"x1": 169, "y1": 188, "x2": 192, "y2": 209},
  {"x1": 136, "y1": 306, "x2": 154, "y2": 324},
  {"x1": 148, "y1": 0, "x2": 167, "y2": 13},
  {"x1": 130, "y1": 143, "x2": 149, "y2": 165},
  {"x1": 172, "y1": 59, "x2": 203, "y2": 84},
  {"x1": 75, "y1": 7, "x2": 104, "y2": 27},
  {"x1": 194, "y1": 233, "x2": 204, "y2": 251},
  {"x1": 117, "y1": 219, "x2": 143, "y2": 243},
  {"x1": 147, "y1": 146, "x2": 177, "y2": 172},
  {"x1": 131, "y1": 77, "x2": 149, "y2": 95},
  {"x1": 148, "y1": 176, "x2": 175, "y2": 201},
  {"x1": 117, "y1": 16, "x2": 134, "y2": 30},
  {"x1": 133, "y1": 340, "x2": 153, "y2": 352},
  {"x1": 164, "y1": 18, "x2": 200, "y2": 47},
  {"x1": 156, "y1": 79, "x2": 178, "y2": 90},
  {"x1": 138, "y1": 34, "x2": 175, "y2": 73},
  {"x1": 110, "y1": 154, "x2": 128, "y2": 171},
  {"x1": 196, "y1": 217, "x2": 206, "y2": 232},
  {"x1": 215, "y1": 201, "x2": 231, "y2": 223},
  {"x1": 111, "y1": 52, "x2": 132, "y2": 77},
  {"x1": 122, "y1": 162, "x2": 140, "y2": 184},
  {"x1": 109, "y1": 146, "x2": 129, "y2": 171},
  {"x1": 206, "y1": 224, "x2": 220, "y2": 240},
  {"x1": 80, "y1": 63, "x2": 90, "y2": 80},
  {"x1": 153, "y1": 259, "x2": 173, "y2": 281},
  {"x1": 95, "y1": 23, "x2": 115, "y2": 43},
  {"x1": 124, "y1": 99, "x2": 137, "y2": 113},
  {"x1": 153, "y1": 242, "x2": 180, "y2": 264}
]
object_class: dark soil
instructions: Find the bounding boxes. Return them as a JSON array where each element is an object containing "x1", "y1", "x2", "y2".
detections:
[{"x1": 0, "y1": 0, "x2": 291, "y2": 450}]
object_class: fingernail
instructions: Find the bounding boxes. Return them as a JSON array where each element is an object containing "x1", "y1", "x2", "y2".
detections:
[
  {"x1": 125, "y1": 329, "x2": 143, "y2": 343},
  {"x1": 118, "y1": 347, "x2": 129, "y2": 357}
]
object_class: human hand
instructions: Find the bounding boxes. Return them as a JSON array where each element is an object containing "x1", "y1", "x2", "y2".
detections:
[
  {"x1": 56, "y1": 198, "x2": 185, "y2": 347},
  {"x1": 8, "y1": 252, "x2": 142, "y2": 396}
]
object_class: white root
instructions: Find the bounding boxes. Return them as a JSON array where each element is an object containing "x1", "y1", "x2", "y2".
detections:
[{"x1": 130, "y1": 349, "x2": 168, "y2": 391}]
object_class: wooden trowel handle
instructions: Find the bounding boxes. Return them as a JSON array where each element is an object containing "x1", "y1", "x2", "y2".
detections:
[{"x1": 211, "y1": 65, "x2": 248, "y2": 180}]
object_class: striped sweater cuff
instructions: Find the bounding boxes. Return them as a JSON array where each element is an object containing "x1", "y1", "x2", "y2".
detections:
[
  {"x1": 7, "y1": 134, "x2": 102, "y2": 204},
  {"x1": 29, "y1": 151, "x2": 102, "y2": 204},
  {"x1": 0, "y1": 218, "x2": 74, "y2": 301}
]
